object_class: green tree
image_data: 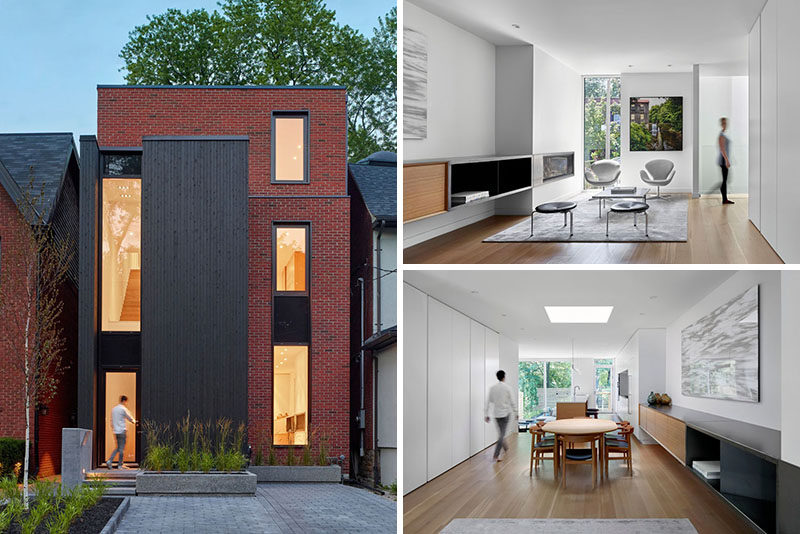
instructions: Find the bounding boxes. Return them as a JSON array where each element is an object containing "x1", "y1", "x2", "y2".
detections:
[
  {"x1": 630, "y1": 122, "x2": 651, "y2": 151},
  {"x1": 546, "y1": 361, "x2": 572, "y2": 388},
  {"x1": 518, "y1": 362, "x2": 544, "y2": 419},
  {"x1": 119, "y1": 0, "x2": 396, "y2": 162}
]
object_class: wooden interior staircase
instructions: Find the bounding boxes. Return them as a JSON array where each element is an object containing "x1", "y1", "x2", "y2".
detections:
[{"x1": 119, "y1": 269, "x2": 140, "y2": 322}]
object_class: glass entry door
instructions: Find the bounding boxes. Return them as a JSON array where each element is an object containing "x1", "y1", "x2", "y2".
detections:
[
  {"x1": 103, "y1": 371, "x2": 138, "y2": 463},
  {"x1": 594, "y1": 359, "x2": 613, "y2": 412}
]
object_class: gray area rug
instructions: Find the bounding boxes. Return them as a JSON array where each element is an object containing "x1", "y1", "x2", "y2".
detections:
[
  {"x1": 484, "y1": 191, "x2": 688, "y2": 243},
  {"x1": 441, "y1": 518, "x2": 698, "y2": 533}
]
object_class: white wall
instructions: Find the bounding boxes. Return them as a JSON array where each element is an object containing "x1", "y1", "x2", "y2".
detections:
[
  {"x1": 613, "y1": 330, "x2": 665, "y2": 443},
  {"x1": 781, "y1": 271, "x2": 800, "y2": 467},
  {"x1": 495, "y1": 45, "x2": 534, "y2": 156},
  {"x1": 376, "y1": 345, "x2": 397, "y2": 484},
  {"x1": 403, "y1": 282, "x2": 520, "y2": 494},
  {"x1": 530, "y1": 47, "x2": 584, "y2": 206},
  {"x1": 698, "y1": 76, "x2": 748, "y2": 195},
  {"x1": 749, "y1": 0, "x2": 800, "y2": 263},
  {"x1": 748, "y1": 18, "x2": 761, "y2": 227},
  {"x1": 665, "y1": 271, "x2": 782, "y2": 430},
  {"x1": 403, "y1": 283, "x2": 428, "y2": 493},
  {"x1": 404, "y1": 3, "x2": 495, "y2": 161},
  {"x1": 375, "y1": 229, "x2": 396, "y2": 331},
  {"x1": 620, "y1": 72, "x2": 695, "y2": 193}
]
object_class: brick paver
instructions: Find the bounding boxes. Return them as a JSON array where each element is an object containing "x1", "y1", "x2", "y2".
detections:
[{"x1": 114, "y1": 483, "x2": 397, "y2": 533}]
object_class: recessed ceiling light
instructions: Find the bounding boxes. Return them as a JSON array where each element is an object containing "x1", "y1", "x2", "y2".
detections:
[
  {"x1": 628, "y1": 64, "x2": 634, "y2": 68},
  {"x1": 512, "y1": 23, "x2": 520, "y2": 29},
  {"x1": 501, "y1": 313, "x2": 507, "y2": 317},
  {"x1": 470, "y1": 290, "x2": 479, "y2": 294},
  {"x1": 649, "y1": 295, "x2": 658, "y2": 300},
  {"x1": 544, "y1": 306, "x2": 614, "y2": 323}
]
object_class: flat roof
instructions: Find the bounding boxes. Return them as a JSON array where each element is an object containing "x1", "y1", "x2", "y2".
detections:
[{"x1": 97, "y1": 84, "x2": 346, "y2": 90}]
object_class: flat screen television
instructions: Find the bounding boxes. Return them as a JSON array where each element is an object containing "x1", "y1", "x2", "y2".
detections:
[{"x1": 618, "y1": 370, "x2": 629, "y2": 398}]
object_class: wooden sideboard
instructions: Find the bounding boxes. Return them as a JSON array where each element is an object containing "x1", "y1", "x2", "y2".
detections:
[
  {"x1": 403, "y1": 162, "x2": 448, "y2": 222},
  {"x1": 639, "y1": 404, "x2": 686, "y2": 464}
]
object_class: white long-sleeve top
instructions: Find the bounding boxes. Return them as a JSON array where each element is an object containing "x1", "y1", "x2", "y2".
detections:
[
  {"x1": 485, "y1": 381, "x2": 517, "y2": 419},
  {"x1": 111, "y1": 404, "x2": 135, "y2": 434}
]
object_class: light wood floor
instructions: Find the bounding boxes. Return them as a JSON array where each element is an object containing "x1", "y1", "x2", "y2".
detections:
[
  {"x1": 404, "y1": 197, "x2": 783, "y2": 264},
  {"x1": 403, "y1": 432, "x2": 757, "y2": 534}
]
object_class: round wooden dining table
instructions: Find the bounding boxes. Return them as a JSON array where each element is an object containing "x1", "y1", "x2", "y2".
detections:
[{"x1": 542, "y1": 418, "x2": 618, "y2": 481}]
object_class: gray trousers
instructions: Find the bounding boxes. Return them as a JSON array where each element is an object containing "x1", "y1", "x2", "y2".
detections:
[
  {"x1": 109, "y1": 432, "x2": 126, "y2": 466},
  {"x1": 493, "y1": 416, "x2": 510, "y2": 458}
]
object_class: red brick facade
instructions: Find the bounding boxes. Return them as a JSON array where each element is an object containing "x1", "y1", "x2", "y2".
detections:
[
  {"x1": 98, "y1": 87, "x2": 351, "y2": 472},
  {"x1": 0, "y1": 188, "x2": 78, "y2": 477},
  {"x1": 0, "y1": 188, "x2": 28, "y2": 441}
]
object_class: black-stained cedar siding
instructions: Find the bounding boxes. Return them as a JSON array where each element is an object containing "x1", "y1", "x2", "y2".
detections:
[
  {"x1": 77, "y1": 136, "x2": 100, "y2": 430},
  {"x1": 140, "y1": 137, "x2": 249, "y2": 427}
]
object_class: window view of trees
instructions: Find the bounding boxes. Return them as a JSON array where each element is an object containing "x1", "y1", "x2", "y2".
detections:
[
  {"x1": 584, "y1": 77, "x2": 621, "y2": 181},
  {"x1": 594, "y1": 358, "x2": 613, "y2": 412},
  {"x1": 518, "y1": 361, "x2": 573, "y2": 420}
]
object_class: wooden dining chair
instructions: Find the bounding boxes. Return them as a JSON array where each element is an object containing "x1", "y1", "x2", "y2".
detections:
[
  {"x1": 605, "y1": 424, "x2": 633, "y2": 476},
  {"x1": 529, "y1": 422, "x2": 555, "y2": 475},
  {"x1": 558, "y1": 433, "x2": 599, "y2": 489}
]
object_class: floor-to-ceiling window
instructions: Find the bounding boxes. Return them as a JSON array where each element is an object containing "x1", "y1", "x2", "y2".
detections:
[
  {"x1": 594, "y1": 358, "x2": 614, "y2": 412},
  {"x1": 584, "y1": 76, "x2": 621, "y2": 185},
  {"x1": 518, "y1": 360, "x2": 573, "y2": 419},
  {"x1": 101, "y1": 155, "x2": 141, "y2": 331},
  {"x1": 272, "y1": 224, "x2": 310, "y2": 446}
]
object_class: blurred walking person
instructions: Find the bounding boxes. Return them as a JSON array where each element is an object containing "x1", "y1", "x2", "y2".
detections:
[
  {"x1": 485, "y1": 370, "x2": 517, "y2": 462},
  {"x1": 719, "y1": 117, "x2": 734, "y2": 205}
]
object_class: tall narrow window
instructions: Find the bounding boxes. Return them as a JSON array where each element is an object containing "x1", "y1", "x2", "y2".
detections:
[
  {"x1": 273, "y1": 345, "x2": 308, "y2": 445},
  {"x1": 272, "y1": 113, "x2": 308, "y2": 183},
  {"x1": 102, "y1": 178, "x2": 141, "y2": 331},
  {"x1": 275, "y1": 226, "x2": 307, "y2": 292},
  {"x1": 584, "y1": 76, "x2": 621, "y2": 186}
]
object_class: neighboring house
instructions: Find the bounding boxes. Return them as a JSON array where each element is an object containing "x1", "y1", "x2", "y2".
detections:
[
  {"x1": 0, "y1": 133, "x2": 80, "y2": 477},
  {"x1": 349, "y1": 151, "x2": 397, "y2": 487},
  {"x1": 78, "y1": 86, "x2": 350, "y2": 472}
]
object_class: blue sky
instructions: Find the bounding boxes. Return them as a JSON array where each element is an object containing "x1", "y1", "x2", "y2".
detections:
[{"x1": 0, "y1": 0, "x2": 395, "y2": 139}]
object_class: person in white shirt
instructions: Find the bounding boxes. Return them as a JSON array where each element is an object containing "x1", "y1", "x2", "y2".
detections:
[
  {"x1": 484, "y1": 370, "x2": 517, "y2": 461},
  {"x1": 106, "y1": 395, "x2": 136, "y2": 469}
]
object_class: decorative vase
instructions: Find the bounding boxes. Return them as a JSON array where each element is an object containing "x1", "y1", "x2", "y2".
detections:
[
  {"x1": 647, "y1": 391, "x2": 657, "y2": 405},
  {"x1": 654, "y1": 393, "x2": 663, "y2": 404},
  {"x1": 661, "y1": 393, "x2": 672, "y2": 405}
]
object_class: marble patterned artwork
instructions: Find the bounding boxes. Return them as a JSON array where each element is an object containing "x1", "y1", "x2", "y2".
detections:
[
  {"x1": 403, "y1": 27, "x2": 427, "y2": 140},
  {"x1": 681, "y1": 286, "x2": 759, "y2": 402}
]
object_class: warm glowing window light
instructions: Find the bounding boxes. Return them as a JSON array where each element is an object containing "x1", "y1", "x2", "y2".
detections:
[
  {"x1": 273, "y1": 345, "x2": 309, "y2": 445},
  {"x1": 274, "y1": 117, "x2": 305, "y2": 181}
]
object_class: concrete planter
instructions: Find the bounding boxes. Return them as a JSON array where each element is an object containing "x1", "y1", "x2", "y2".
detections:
[
  {"x1": 136, "y1": 471, "x2": 257, "y2": 495},
  {"x1": 247, "y1": 465, "x2": 341, "y2": 482}
]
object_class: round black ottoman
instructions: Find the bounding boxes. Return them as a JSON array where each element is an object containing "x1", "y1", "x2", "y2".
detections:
[
  {"x1": 531, "y1": 202, "x2": 577, "y2": 237},
  {"x1": 606, "y1": 201, "x2": 649, "y2": 237}
]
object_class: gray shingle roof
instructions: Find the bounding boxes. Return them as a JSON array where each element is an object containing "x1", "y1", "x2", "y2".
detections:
[
  {"x1": 349, "y1": 152, "x2": 397, "y2": 221},
  {"x1": 0, "y1": 133, "x2": 77, "y2": 223}
]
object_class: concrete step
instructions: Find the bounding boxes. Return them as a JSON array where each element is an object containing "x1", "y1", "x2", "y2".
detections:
[
  {"x1": 85, "y1": 469, "x2": 140, "y2": 480},
  {"x1": 90, "y1": 479, "x2": 136, "y2": 487},
  {"x1": 103, "y1": 486, "x2": 136, "y2": 496}
]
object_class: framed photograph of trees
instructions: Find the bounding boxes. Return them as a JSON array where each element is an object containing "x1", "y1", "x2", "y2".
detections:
[{"x1": 629, "y1": 96, "x2": 683, "y2": 151}]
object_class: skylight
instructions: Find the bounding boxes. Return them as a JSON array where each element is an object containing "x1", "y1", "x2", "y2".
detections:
[{"x1": 544, "y1": 306, "x2": 614, "y2": 323}]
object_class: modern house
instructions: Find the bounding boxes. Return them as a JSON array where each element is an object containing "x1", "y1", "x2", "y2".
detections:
[
  {"x1": 77, "y1": 85, "x2": 351, "y2": 471},
  {"x1": 0, "y1": 133, "x2": 80, "y2": 477},
  {"x1": 402, "y1": 0, "x2": 799, "y2": 265},
  {"x1": 349, "y1": 151, "x2": 397, "y2": 487},
  {"x1": 403, "y1": 270, "x2": 800, "y2": 534}
]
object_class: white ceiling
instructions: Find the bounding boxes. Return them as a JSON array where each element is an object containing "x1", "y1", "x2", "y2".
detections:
[
  {"x1": 408, "y1": 0, "x2": 766, "y2": 74},
  {"x1": 404, "y1": 270, "x2": 737, "y2": 359}
]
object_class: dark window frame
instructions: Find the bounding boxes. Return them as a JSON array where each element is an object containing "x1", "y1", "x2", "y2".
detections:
[
  {"x1": 99, "y1": 150, "x2": 143, "y2": 333},
  {"x1": 102, "y1": 150, "x2": 143, "y2": 179},
  {"x1": 270, "y1": 111, "x2": 310, "y2": 184},
  {"x1": 271, "y1": 342, "x2": 311, "y2": 447},
  {"x1": 271, "y1": 220, "x2": 311, "y2": 447},
  {"x1": 272, "y1": 222, "x2": 310, "y2": 296}
]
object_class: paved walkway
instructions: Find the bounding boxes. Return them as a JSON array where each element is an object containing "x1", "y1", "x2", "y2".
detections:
[{"x1": 114, "y1": 483, "x2": 397, "y2": 534}]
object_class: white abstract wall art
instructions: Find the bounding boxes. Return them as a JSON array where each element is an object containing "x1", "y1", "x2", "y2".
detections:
[
  {"x1": 403, "y1": 27, "x2": 427, "y2": 140},
  {"x1": 681, "y1": 285, "x2": 759, "y2": 402}
]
